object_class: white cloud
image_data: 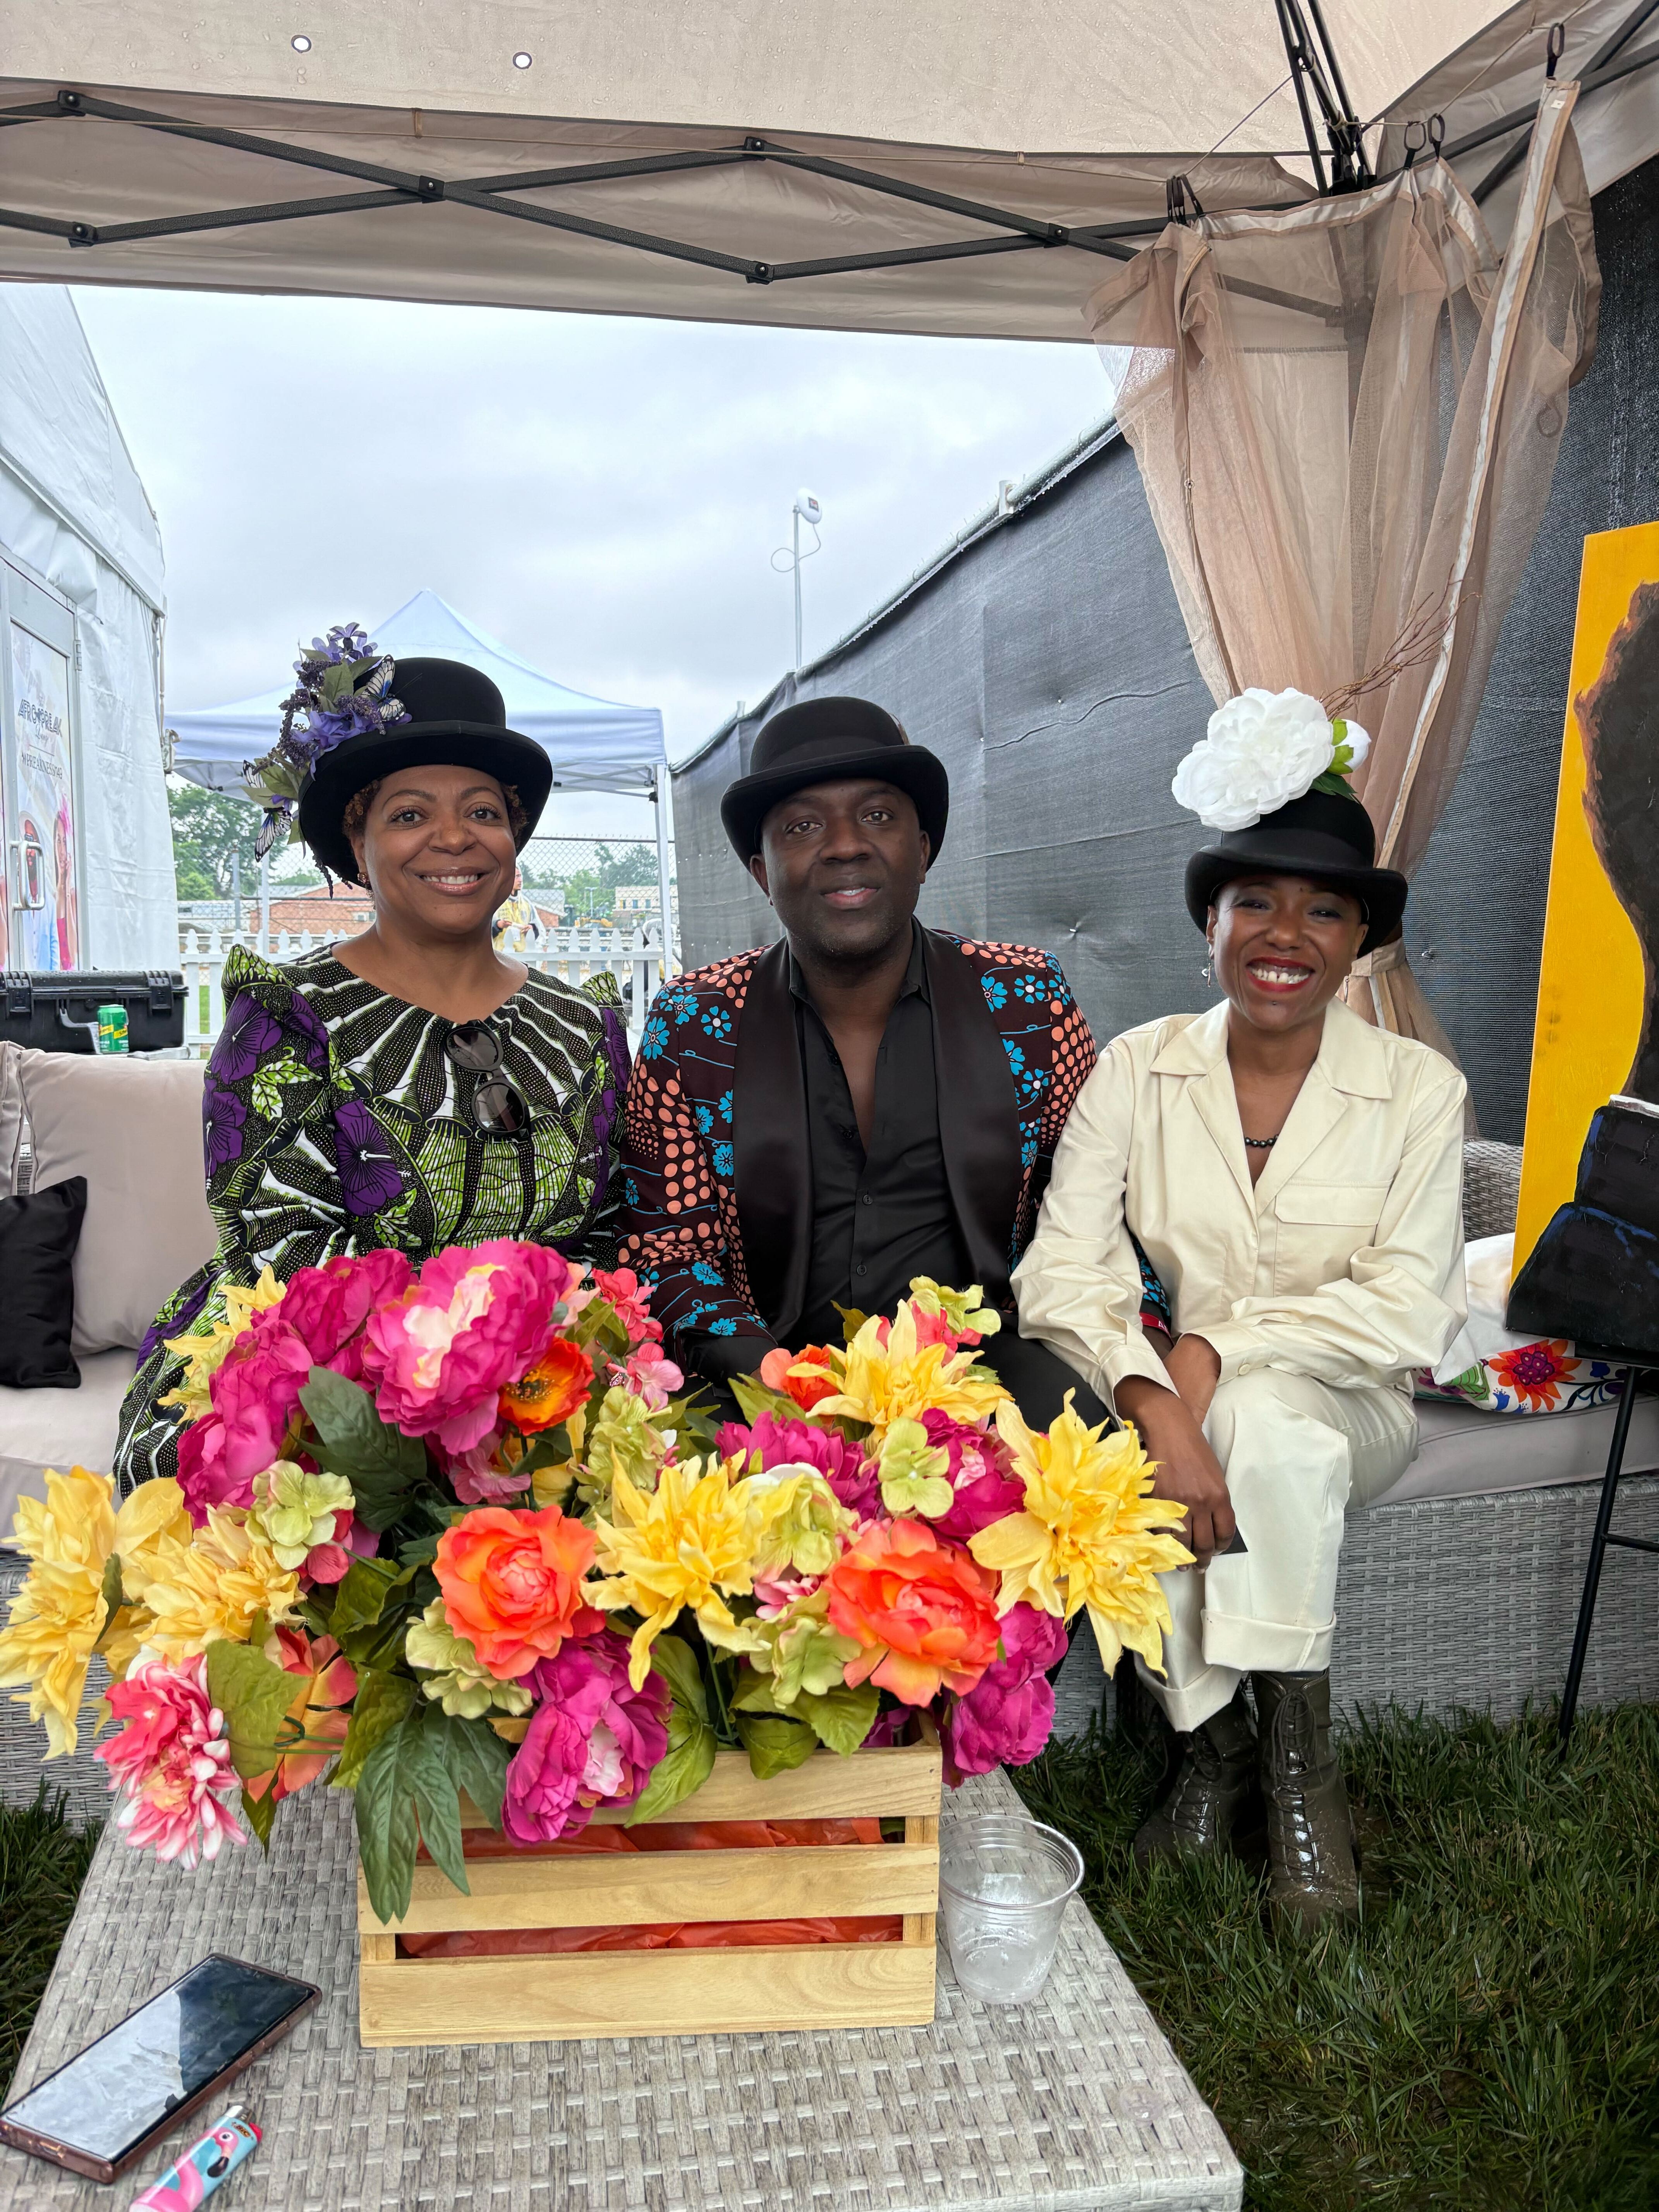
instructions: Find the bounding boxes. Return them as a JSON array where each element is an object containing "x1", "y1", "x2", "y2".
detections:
[{"x1": 70, "y1": 285, "x2": 1109, "y2": 835}]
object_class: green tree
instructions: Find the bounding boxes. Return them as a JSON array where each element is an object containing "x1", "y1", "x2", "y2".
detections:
[{"x1": 168, "y1": 781, "x2": 264, "y2": 901}]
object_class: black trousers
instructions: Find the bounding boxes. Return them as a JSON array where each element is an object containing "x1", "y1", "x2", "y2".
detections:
[{"x1": 687, "y1": 1329, "x2": 1108, "y2": 1436}]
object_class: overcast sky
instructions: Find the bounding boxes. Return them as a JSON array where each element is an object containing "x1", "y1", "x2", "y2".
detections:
[{"x1": 70, "y1": 286, "x2": 1113, "y2": 843}]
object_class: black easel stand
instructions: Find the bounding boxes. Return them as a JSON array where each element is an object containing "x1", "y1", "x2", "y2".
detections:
[{"x1": 1558, "y1": 1357, "x2": 1659, "y2": 1748}]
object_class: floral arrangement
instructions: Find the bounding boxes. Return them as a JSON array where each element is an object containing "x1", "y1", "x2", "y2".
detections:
[
  {"x1": 0, "y1": 1254, "x2": 1190, "y2": 1926},
  {"x1": 244, "y1": 622, "x2": 411, "y2": 856},
  {"x1": 1171, "y1": 685, "x2": 1371, "y2": 833}
]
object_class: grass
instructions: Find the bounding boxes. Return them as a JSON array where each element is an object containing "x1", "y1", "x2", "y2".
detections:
[
  {"x1": 1013, "y1": 1700, "x2": 1659, "y2": 2212},
  {"x1": 0, "y1": 1789, "x2": 101, "y2": 2089}
]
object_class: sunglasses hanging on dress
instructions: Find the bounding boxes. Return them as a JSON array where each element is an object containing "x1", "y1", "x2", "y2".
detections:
[{"x1": 444, "y1": 1021, "x2": 529, "y2": 1136}]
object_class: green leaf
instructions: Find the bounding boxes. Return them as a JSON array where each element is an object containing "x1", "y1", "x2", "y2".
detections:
[
  {"x1": 298, "y1": 1366, "x2": 427, "y2": 1530},
  {"x1": 89, "y1": 1553, "x2": 125, "y2": 1654},
  {"x1": 1310, "y1": 768, "x2": 1355, "y2": 798},
  {"x1": 205, "y1": 1638, "x2": 302, "y2": 1782},
  {"x1": 793, "y1": 1681, "x2": 880, "y2": 1758},
  {"x1": 333, "y1": 1614, "x2": 415, "y2": 1674},
  {"x1": 726, "y1": 1372, "x2": 802, "y2": 1429},
  {"x1": 647, "y1": 1634, "x2": 708, "y2": 1722},
  {"x1": 241, "y1": 1784, "x2": 278, "y2": 1850},
  {"x1": 730, "y1": 1672, "x2": 784, "y2": 1717},
  {"x1": 355, "y1": 1709, "x2": 469, "y2": 1922},
  {"x1": 424, "y1": 1709, "x2": 511, "y2": 1831},
  {"x1": 625, "y1": 1699, "x2": 716, "y2": 1823},
  {"x1": 737, "y1": 1711, "x2": 819, "y2": 1779},
  {"x1": 332, "y1": 1667, "x2": 417, "y2": 1788},
  {"x1": 330, "y1": 1555, "x2": 416, "y2": 1635}
]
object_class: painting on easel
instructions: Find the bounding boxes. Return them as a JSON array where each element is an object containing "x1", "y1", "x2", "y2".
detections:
[{"x1": 1509, "y1": 520, "x2": 1659, "y2": 1353}]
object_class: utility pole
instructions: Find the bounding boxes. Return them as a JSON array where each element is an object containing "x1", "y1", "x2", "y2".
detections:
[{"x1": 778, "y1": 490, "x2": 822, "y2": 673}]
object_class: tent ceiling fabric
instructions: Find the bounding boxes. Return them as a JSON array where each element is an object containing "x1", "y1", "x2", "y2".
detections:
[
  {"x1": 167, "y1": 588, "x2": 666, "y2": 800},
  {"x1": 0, "y1": 2, "x2": 1654, "y2": 338}
]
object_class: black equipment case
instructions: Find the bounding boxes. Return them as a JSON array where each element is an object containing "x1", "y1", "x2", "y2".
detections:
[{"x1": 0, "y1": 971, "x2": 187, "y2": 1054}]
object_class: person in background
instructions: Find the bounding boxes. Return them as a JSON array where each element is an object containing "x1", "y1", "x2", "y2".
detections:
[
  {"x1": 617, "y1": 696, "x2": 1169, "y2": 1429},
  {"x1": 1015, "y1": 689, "x2": 1467, "y2": 1927},
  {"x1": 116, "y1": 628, "x2": 628, "y2": 1488}
]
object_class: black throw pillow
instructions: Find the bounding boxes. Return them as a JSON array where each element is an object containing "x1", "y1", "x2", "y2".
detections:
[{"x1": 0, "y1": 1176, "x2": 87, "y2": 1389}]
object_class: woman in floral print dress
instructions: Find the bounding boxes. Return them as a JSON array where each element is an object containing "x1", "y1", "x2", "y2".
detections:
[{"x1": 115, "y1": 637, "x2": 627, "y2": 1489}]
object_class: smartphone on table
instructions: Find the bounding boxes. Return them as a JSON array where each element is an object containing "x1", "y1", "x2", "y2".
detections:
[{"x1": 0, "y1": 1954, "x2": 319, "y2": 2184}]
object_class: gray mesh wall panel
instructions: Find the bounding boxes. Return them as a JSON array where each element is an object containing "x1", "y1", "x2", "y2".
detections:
[{"x1": 673, "y1": 156, "x2": 1659, "y2": 1142}]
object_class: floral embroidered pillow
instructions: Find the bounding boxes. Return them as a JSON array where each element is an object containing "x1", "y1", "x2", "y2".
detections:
[{"x1": 1414, "y1": 1343, "x2": 1625, "y2": 1416}]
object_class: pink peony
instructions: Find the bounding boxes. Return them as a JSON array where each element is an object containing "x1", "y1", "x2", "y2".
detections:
[
  {"x1": 438, "y1": 1427, "x2": 531, "y2": 1507},
  {"x1": 179, "y1": 1324, "x2": 314, "y2": 1521},
  {"x1": 275, "y1": 1249, "x2": 414, "y2": 1376},
  {"x1": 592, "y1": 1266, "x2": 663, "y2": 1346},
  {"x1": 924, "y1": 1412, "x2": 1025, "y2": 1544},
  {"x1": 716, "y1": 1411, "x2": 880, "y2": 1517},
  {"x1": 503, "y1": 1628, "x2": 671, "y2": 1844},
  {"x1": 940, "y1": 1603, "x2": 1068, "y2": 1779},
  {"x1": 95, "y1": 1653, "x2": 245, "y2": 1867},
  {"x1": 362, "y1": 1239, "x2": 576, "y2": 1453},
  {"x1": 623, "y1": 1341, "x2": 682, "y2": 1410}
]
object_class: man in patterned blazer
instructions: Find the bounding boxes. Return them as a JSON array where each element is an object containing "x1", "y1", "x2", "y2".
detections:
[{"x1": 618, "y1": 697, "x2": 1166, "y2": 1419}]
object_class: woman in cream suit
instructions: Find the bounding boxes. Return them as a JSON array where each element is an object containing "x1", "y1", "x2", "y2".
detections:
[{"x1": 1015, "y1": 691, "x2": 1467, "y2": 1928}]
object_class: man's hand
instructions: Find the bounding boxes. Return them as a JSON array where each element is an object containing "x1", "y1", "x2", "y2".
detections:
[{"x1": 1113, "y1": 1370, "x2": 1236, "y2": 1568}]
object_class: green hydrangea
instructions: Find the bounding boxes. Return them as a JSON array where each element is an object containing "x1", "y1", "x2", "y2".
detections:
[
  {"x1": 580, "y1": 1385, "x2": 671, "y2": 1510},
  {"x1": 404, "y1": 1600, "x2": 534, "y2": 1721},
  {"x1": 248, "y1": 1462, "x2": 356, "y2": 1569},
  {"x1": 746, "y1": 1588, "x2": 862, "y2": 1706},
  {"x1": 876, "y1": 1418, "x2": 955, "y2": 1520},
  {"x1": 737, "y1": 1467, "x2": 852, "y2": 1581},
  {"x1": 908, "y1": 1277, "x2": 1001, "y2": 1340}
]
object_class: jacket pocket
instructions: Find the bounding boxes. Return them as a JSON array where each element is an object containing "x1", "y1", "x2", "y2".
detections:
[{"x1": 1272, "y1": 1183, "x2": 1389, "y2": 1292}]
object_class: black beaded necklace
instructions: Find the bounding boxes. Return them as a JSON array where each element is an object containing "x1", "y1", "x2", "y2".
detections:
[{"x1": 1243, "y1": 1134, "x2": 1278, "y2": 1149}]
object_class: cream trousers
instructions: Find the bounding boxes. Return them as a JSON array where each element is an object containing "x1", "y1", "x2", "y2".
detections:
[{"x1": 1133, "y1": 1366, "x2": 1419, "y2": 1734}]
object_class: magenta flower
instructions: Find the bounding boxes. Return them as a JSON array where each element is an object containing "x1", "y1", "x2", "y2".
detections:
[
  {"x1": 299, "y1": 1507, "x2": 380, "y2": 1585},
  {"x1": 716, "y1": 1411, "x2": 880, "y2": 1517},
  {"x1": 179, "y1": 1322, "x2": 314, "y2": 1521},
  {"x1": 924, "y1": 1412, "x2": 1025, "y2": 1544},
  {"x1": 438, "y1": 1426, "x2": 530, "y2": 1507},
  {"x1": 276, "y1": 1249, "x2": 414, "y2": 1370},
  {"x1": 940, "y1": 1603, "x2": 1068, "y2": 1779},
  {"x1": 95, "y1": 1654, "x2": 245, "y2": 1868},
  {"x1": 503, "y1": 1628, "x2": 670, "y2": 1844},
  {"x1": 592, "y1": 1266, "x2": 663, "y2": 1346},
  {"x1": 362, "y1": 1239, "x2": 577, "y2": 1453}
]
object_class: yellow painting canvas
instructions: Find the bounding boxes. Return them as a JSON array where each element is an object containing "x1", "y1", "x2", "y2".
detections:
[{"x1": 1514, "y1": 521, "x2": 1659, "y2": 1270}]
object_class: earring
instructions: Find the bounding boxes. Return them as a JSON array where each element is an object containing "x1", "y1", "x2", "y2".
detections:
[{"x1": 1201, "y1": 954, "x2": 1213, "y2": 984}]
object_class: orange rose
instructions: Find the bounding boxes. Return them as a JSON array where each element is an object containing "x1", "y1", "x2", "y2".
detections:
[
  {"x1": 434, "y1": 1504, "x2": 603, "y2": 1678},
  {"x1": 759, "y1": 1344, "x2": 840, "y2": 1412},
  {"x1": 499, "y1": 1338, "x2": 594, "y2": 1434},
  {"x1": 824, "y1": 1518, "x2": 1001, "y2": 1705}
]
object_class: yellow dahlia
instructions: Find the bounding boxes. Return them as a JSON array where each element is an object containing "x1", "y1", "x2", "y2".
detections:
[
  {"x1": 969, "y1": 1397, "x2": 1194, "y2": 1673},
  {"x1": 158, "y1": 1266, "x2": 285, "y2": 1418},
  {"x1": 589, "y1": 1457, "x2": 761, "y2": 1688},
  {"x1": 0, "y1": 1469, "x2": 193, "y2": 1756},
  {"x1": 798, "y1": 1303, "x2": 1009, "y2": 1444},
  {"x1": 140, "y1": 1508, "x2": 301, "y2": 1663}
]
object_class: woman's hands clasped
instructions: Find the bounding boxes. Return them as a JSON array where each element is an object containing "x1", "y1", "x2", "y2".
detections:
[{"x1": 1114, "y1": 1334, "x2": 1237, "y2": 1568}]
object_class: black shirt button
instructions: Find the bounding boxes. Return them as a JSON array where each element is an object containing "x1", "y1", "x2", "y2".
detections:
[
  {"x1": 855, "y1": 1263, "x2": 867, "y2": 1277},
  {"x1": 861, "y1": 1192, "x2": 872, "y2": 1206}
]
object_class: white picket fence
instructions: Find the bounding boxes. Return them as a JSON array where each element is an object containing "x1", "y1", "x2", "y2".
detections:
[{"x1": 177, "y1": 922, "x2": 668, "y2": 1055}]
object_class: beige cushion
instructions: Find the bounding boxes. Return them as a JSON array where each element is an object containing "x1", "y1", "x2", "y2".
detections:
[
  {"x1": 1373, "y1": 1393, "x2": 1659, "y2": 1508},
  {"x1": 16, "y1": 1049, "x2": 216, "y2": 1355},
  {"x1": 0, "y1": 1349, "x2": 137, "y2": 1533}
]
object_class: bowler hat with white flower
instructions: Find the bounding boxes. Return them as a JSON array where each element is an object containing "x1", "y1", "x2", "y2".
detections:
[{"x1": 1174, "y1": 687, "x2": 1407, "y2": 955}]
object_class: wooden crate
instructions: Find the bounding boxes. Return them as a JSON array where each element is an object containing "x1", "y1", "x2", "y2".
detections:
[{"x1": 357, "y1": 1728, "x2": 942, "y2": 2047}]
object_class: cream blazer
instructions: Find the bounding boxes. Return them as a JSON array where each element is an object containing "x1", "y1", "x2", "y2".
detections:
[{"x1": 1014, "y1": 998, "x2": 1468, "y2": 1405}]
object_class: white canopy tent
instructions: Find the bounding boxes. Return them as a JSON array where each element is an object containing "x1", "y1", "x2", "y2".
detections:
[
  {"x1": 0, "y1": 3, "x2": 1656, "y2": 339},
  {"x1": 166, "y1": 589, "x2": 674, "y2": 948},
  {"x1": 0, "y1": 285, "x2": 176, "y2": 970}
]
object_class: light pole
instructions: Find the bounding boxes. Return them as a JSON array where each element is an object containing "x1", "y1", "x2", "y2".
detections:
[{"x1": 775, "y1": 489, "x2": 822, "y2": 672}]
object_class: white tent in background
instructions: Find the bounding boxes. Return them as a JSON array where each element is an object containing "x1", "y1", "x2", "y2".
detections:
[
  {"x1": 0, "y1": 285, "x2": 175, "y2": 970},
  {"x1": 165, "y1": 589, "x2": 674, "y2": 941}
]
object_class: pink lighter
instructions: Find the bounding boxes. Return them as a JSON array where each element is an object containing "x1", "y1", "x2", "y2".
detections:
[{"x1": 129, "y1": 2107, "x2": 261, "y2": 2211}]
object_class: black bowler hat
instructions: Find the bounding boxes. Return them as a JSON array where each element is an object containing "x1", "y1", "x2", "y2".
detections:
[
  {"x1": 720, "y1": 696, "x2": 949, "y2": 862},
  {"x1": 1184, "y1": 786, "x2": 1408, "y2": 956},
  {"x1": 297, "y1": 658, "x2": 553, "y2": 886}
]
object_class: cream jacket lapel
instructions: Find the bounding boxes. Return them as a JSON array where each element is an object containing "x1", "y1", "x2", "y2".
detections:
[{"x1": 1013, "y1": 999, "x2": 1468, "y2": 1406}]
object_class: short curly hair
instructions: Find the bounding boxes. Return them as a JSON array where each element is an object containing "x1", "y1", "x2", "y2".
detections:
[{"x1": 341, "y1": 775, "x2": 528, "y2": 858}]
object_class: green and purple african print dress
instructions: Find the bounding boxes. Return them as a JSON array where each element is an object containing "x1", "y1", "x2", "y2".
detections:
[{"x1": 114, "y1": 943, "x2": 630, "y2": 1489}]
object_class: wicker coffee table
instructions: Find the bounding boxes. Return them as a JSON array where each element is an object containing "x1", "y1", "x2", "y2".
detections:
[{"x1": 0, "y1": 1767, "x2": 1238, "y2": 2212}]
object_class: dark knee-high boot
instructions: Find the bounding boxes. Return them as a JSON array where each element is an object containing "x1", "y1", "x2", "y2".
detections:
[
  {"x1": 1132, "y1": 1683, "x2": 1257, "y2": 1867},
  {"x1": 1253, "y1": 1669, "x2": 1358, "y2": 1929}
]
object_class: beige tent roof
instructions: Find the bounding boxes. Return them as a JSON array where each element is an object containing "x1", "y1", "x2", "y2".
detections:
[{"x1": 1, "y1": 0, "x2": 1654, "y2": 338}]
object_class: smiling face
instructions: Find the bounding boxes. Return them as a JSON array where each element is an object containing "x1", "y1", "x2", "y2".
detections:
[
  {"x1": 1209, "y1": 873, "x2": 1367, "y2": 1036},
  {"x1": 749, "y1": 776, "x2": 930, "y2": 964},
  {"x1": 349, "y1": 764, "x2": 519, "y2": 944}
]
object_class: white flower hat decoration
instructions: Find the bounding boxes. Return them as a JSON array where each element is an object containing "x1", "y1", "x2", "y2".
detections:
[{"x1": 1171, "y1": 687, "x2": 1371, "y2": 833}]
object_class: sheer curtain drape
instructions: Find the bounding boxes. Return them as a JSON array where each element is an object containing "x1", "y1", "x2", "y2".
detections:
[{"x1": 1087, "y1": 80, "x2": 1601, "y2": 1075}]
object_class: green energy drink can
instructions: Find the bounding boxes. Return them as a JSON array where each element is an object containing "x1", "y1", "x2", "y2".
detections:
[{"x1": 96, "y1": 1003, "x2": 130, "y2": 1054}]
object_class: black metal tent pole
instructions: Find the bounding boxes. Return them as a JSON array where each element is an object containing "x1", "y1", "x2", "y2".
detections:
[
  {"x1": 1470, "y1": 0, "x2": 1659, "y2": 204},
  {"x1": 1274, "y1": 0, "x2": 1373, "y2": 192}
]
